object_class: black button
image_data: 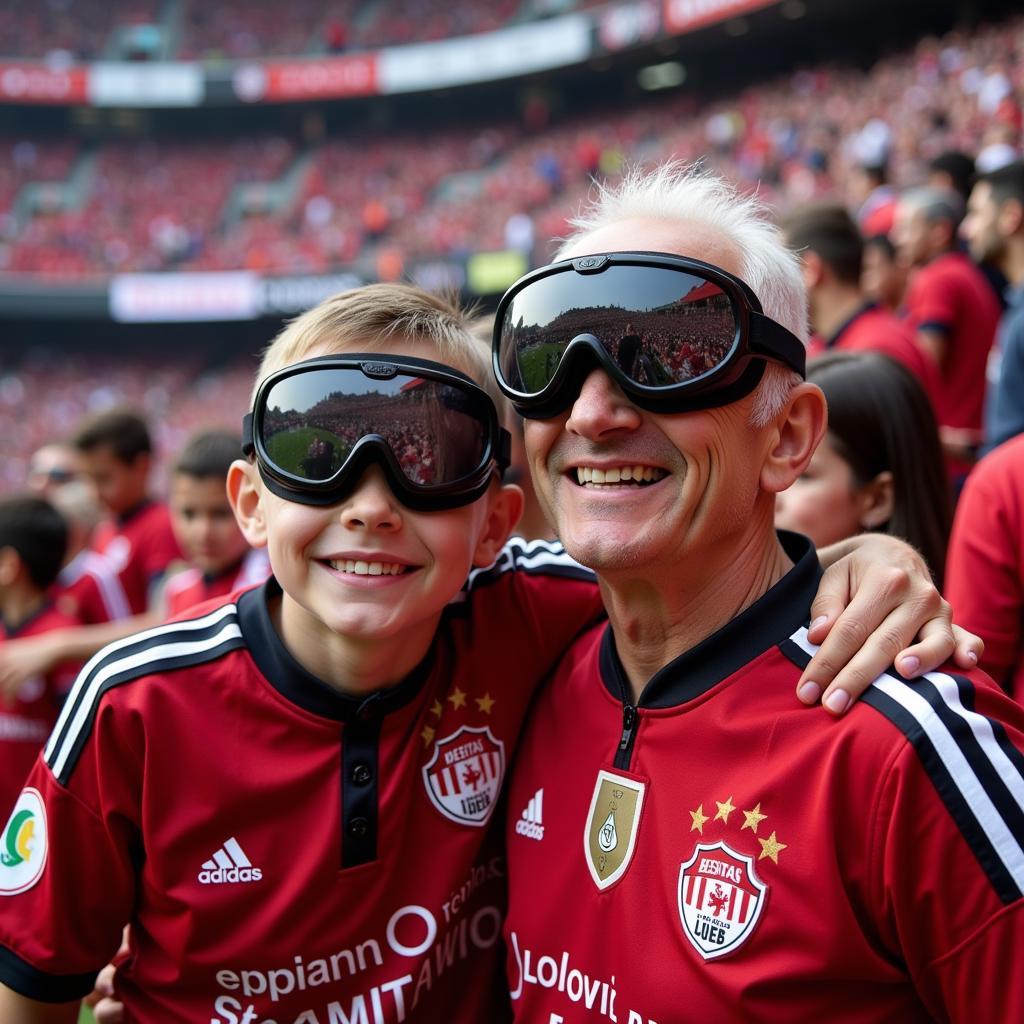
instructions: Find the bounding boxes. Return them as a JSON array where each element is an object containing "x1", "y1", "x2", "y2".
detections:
[
  {"x1": 349, "y1": 817, "x2": 370, "y2": 839},
  {"x1": 351, "y1": 764, "x2": 372, "y2": 785}
]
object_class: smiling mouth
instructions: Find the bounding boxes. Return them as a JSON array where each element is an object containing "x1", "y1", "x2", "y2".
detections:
[
  {"x1": 574, "y1": 465, "x2": 668, "y2": 486},
  {"x1": 325, "y1": 559, "x2": 410, "y2": 576}
]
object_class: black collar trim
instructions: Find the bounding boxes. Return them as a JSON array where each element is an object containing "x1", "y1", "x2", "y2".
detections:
[
  {"x1": 599, "y1": 532, "x2": 822, "y2": 709},
  {"x1": 236, "y1": 578, "x2": 434, "y2": 722},
  {"x1": 826, "y1": 300, "x2": 877, "y2": 349},
  {"x1": 116, "y1": 498, "x2": 153, "y2": 527}
]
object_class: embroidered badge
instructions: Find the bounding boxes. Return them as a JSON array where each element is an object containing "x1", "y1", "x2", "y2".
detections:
[
  {"x1": 583, "y1": 769, "x2": 646, "y2": 890},
  {"x1": 678, "y1": 840, "x2": 767, "y2": 960},
  {"x1": 422, "y1": 725, "x2": 505, "y2": 827},
  {"x1": 0, "y1": 789, "x2": 48, "y2": 896}
]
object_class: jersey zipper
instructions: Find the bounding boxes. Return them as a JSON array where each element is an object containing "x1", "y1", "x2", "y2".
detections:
[{"x1": 613, "y1": 701, "x2": 638, "y2": 770}]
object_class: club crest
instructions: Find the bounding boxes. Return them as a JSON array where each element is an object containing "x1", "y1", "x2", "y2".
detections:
[
  {"x1": 583, "y1": 769, "x2": 646, "y2": 890},
  {"x1": 678, "y1": 840, "x2": 767, "y2": 960},
  {"x1": 422, "y1": 725, "x2": 505, "y2": 827}
]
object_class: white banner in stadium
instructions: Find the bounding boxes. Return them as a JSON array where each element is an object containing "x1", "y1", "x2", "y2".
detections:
[
  {"x1": 377, "y1": 15, "x2": 592, "y2": 93},
  {"x1": 87, "y1": 63, "x2": 204, "y2": 107},
  {"x1": 663, "y1": 0, "x2": 777, "y2": 35},
  {"x1": 110, "y1": 273, "x2": 261, "y2": 322}
]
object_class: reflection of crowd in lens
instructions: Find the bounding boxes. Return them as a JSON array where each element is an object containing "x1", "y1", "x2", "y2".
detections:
[
  {"x1": 265, "y1": 386, "x2": 484, "y2": 485},
  {"x1": 513, "y1": 297, "x2": 735, "y2": 384}
]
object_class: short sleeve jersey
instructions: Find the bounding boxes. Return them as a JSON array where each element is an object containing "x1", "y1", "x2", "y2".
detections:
[
  {"x1": 903, "y1": 250, "x2": 1001, "y2": 433},
  {"x1": 163, "y1": 548, "x2": 271, "y2": 619},
  {"x1": 90, "y1": 501, "x2": 184, "y2": 615},
  {"x1": 0, "y1": 603, "x2": 81, "y2": 818},
  {"x1": 51, "y1": 548, "x2": 132, "y2": 625},
  {"x1": 0, "y1": 539, "x2": 603, "y2": 1022},
  {"x1": 505, "y1": 534, "x2": 1024, "y2": 1023},
  {"x1": 808, "y1": 302, "x2": 941, "y2": 409},
  {"x1": 946, "y1": 433, "x2": 1024, "y2": 700}
]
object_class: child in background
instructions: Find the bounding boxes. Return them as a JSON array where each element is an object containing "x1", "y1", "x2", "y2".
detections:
[
  {"x1": 0, "y1": 495, "x2": 80, "y2": 818},
  {"x1": 73, "y1": 408, "x2": 184, "y2": 615},
  {"x1": 163, "y1": 430, "x2": 269, "y2": 618}
]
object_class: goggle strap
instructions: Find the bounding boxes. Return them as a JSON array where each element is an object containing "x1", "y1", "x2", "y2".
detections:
[
  {"x1": 496, "y1": 427, "x2": 512, "y2": 474},
  {"x1": 241, "y1": 413, "x2": 255, "y2": 457},
  {"x1": 748, "y1": 312, "x2": 806, "y2": 377}
]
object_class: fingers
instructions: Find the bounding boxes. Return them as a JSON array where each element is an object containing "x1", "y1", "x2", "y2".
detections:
[
  {"x1": 893, "y1": 620, "x2": 982, "y2": 678},
  {"x1": 94, "y1": 996, "x2": 127, "y2": 1024}
]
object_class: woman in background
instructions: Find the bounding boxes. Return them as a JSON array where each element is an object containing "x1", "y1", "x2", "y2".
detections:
[{"x1": 776, "y1": 350, "x2": 951, "y2": 586}]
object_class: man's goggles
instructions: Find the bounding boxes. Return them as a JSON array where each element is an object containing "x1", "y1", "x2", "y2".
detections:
[
  {"x1": 242, "y1": 355, "x2": 511, "y2": 512},
  {"x1": 492, "y1": 251, "x2": 806, "y2": 418}
]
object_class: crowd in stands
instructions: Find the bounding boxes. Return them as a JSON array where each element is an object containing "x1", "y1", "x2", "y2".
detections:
[{"x1": 2, "y1": 14, "x2": 1021, "y2": 279}]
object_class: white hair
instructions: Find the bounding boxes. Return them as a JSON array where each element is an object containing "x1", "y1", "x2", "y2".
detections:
[{"x1": 556, "y1": 162, "x2": 807, "y2": 426}]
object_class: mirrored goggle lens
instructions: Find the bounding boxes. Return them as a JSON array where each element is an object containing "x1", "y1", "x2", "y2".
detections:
[
  {"x1": 499, "y1": 266, "x2": 740, "y2": 394},
  {"x1": 259, "y1": 369, "x2": 490, "y2": 487}
]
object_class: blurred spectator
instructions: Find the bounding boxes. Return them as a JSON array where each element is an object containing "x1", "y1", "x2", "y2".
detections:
[
  {"x1": 0, "y1": 494, "x2": 80, "y2": 817},
  {"x1": 73, "y1": 408, "x2": 184, "y2": 615},
  {"x1": 25, "y1": 441, "x2": 83, "y2": 497},
  {"x1": 782, "y1": 201, "x2": 939, "y2": 404},
  {"x1": 927, "y1": 149, "x2": 976, "y2": 202},
  {"x1": 945, "y1": 433, "x2": 1024, "y2": 701},
  {"x1": 962, "y1": 161, "x2": 1024, "y2": 452},
  {"x1": 861, "y1": 233, "x2": 906, "y2": 312},
  {"x1": 894, "y1": 186, "x2": 1001, "y2": 481},
  {"x1": 775, "y1": 351, "x2": 950, "y2": 586},
  {"x1": 163, "y1": 431, "x2": 269, "y2": 618}
]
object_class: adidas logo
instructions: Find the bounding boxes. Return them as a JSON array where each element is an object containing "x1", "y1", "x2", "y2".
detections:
[
  {"x1": 515, "y1": 789, "x2": 545, "y2": 841},
  {"x1": 198, "y1": 837, "x2": 263, "y2": 884}
]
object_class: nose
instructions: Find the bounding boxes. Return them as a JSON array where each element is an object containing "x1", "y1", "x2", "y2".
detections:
[
  {"x1": 564, "y1": 368, "x2": 643, "y2": 441},
  {"x1": 339, "y1": 465, "x2": 403, "y2": 531}
]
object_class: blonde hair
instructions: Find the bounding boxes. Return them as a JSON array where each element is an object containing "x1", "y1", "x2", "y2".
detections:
[
  {"x1": 557, "y1": 161, "x2": 806, "y2": 426},
  {"x1": 254, "y1": 283, "x2": 506, "y2": 415}
]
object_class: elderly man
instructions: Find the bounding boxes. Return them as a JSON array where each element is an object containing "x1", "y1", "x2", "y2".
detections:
[{"x1": 499, "y1": 164, "x2": 1024, "y2": 1021}]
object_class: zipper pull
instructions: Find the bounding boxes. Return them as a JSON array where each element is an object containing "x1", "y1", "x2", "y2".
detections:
[{"x1": 619, "y1": 703, "x2": 637, "y2": 753}]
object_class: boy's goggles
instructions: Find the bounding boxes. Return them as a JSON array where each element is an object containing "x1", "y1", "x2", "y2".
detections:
[
  {"x1": 492, "y1": 251, "x2": 807, "y2": 418},
  {"x1": 242, "y1": 355, "x2": 511, "y2": 512}
]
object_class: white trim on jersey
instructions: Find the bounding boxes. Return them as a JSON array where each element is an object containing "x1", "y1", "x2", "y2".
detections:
[
  {"x1": 465, "y1": 537, "x2": 592, "y2": 590},
  {"x1": 44, "y1": 603, "x2": 242, "y2": 778},
  {"x1": 58, "y1": 549, "x2": 132, "y2": 622},
  {"x1": 789, "y1": 626, "x2": 1024, "y2": 896}
]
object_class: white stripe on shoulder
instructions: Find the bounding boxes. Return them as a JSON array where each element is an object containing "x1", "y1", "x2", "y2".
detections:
[
  {"x1": 789, "y1": 626, "x2": 1024, "y2": 895},
  {"x1": 44, "y1": 603, "x2": 241, "y2": 770},
  {"x1": 464, "y1": 537, "x2": 590, "y2": 589}
]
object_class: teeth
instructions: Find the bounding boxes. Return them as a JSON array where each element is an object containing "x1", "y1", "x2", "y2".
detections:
[
  {"x1": 575, "y1": 465, "x2": 663, "y2": 485},
  {"x1": 328, "y1": 560, "x2": 407, "y2": 576}
]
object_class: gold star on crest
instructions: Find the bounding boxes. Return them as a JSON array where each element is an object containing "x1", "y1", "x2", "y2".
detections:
[
  {"x1": 430, "y1": 700, "x2": 443, "y2": 718},
  {"x1": 447, "y1": 687, "x2": 467, "y2": 709},
  {"x1": 741, "y1": 802, "x2": 768, "y2": 834},
  {"x1": 475, "y1": 693, "x2": 496, "y2": 714},
  {"x1": 714, "y1": 796, "x2": 736, "y2": 823},
  {"x1": 420, "y1": 725, "x2": 436, "y2": 747},
  {"x1": 758, "y1": 831, "x2": 787, "y2": 864},
  {"x1": 689, "y1": 804, "x2": 710, "y2": 834}
]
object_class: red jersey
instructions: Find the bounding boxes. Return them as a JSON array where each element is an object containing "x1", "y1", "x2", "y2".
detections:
[
  {"x1": 0, "y1": 539, "x2": 603, "y2": 1021},
  {"x1": 946, "y1": 433, "x2": 1024, "y2": 701},
  {"x1": 505, "y1": 534, "x2": 1024, "y2": 1022},
  {"x1": 808, "y1": 302, "x2": 941, "y2": 409},
  {"x1": 50, "y1": 548, "x2": 132, "y2": 625},
  {"x1": 903, "y1": 251, "x2": 1000, "y2": 434},
  {"x1": 0, "y1": 603, "x2": 81, "y2": 818},
  {"x1": 91, "y1": 501, "x2": 184, "y2": 615},
  {"x1": 163, "y1": 548, "x2": 271, "y2": 619}
]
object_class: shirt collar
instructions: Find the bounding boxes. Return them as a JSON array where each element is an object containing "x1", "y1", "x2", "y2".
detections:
[{"x1": 599, "y1": 531, "x2": 822, "y2": 709}]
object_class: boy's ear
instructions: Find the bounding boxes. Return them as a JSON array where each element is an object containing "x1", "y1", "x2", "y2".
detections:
[
  {"x1": 470, "y1": 483, "x2": 525, "y2": 568},
  {"x1": 227, "y1": 460, "x2": 269, "y2": 549},
  {"x1": 760, "y1": 382, "x2": 828, "y2": 495}
]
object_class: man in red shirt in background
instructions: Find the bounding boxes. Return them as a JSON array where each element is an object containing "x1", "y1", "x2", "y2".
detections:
[
  {"x1": 72, "y1": 408, "x2": 184, "y2": 615},
  {"x1": 782, "y1": 202, "x2": 939, "y2": 406},
  {"x1": 894, "y1": 186, "x2": 1001, "y2": 482}
]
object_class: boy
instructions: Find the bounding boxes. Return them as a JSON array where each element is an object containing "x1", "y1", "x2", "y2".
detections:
[
  {"x1": 0, "y1": 496, "x2": 80, "y2": 818},
  {"x1": 0, "y1": 286, "x2": 977, "y2": 1022},
  {"x1": 73, "y1": 408, "x2": 184, "y2": 615},
  {"x1": 163, "y1": 430, "x2": 269, "y2": 618}
]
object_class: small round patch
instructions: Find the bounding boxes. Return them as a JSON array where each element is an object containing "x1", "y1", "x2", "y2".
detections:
[{"x1": 0, "y1": 788, "x2": 48, "y2": 895}]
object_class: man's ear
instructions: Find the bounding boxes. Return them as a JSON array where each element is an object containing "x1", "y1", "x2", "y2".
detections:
[
  {"x1": 801, "y1": 250, "x2": 825, "y2": 290},
  {"x1": 226, "y1": 459, "x2": 269, "y2": 548},
  {"x1": 471, "y1": 483, "x2": 525, "y2": 568},
  {"x1": 999, "y1": 197, "x2": 1024, "y2": 237},
  {"x1": 858, "y1": 470, "x2": 895, "y2": 529},
  {"x1": 760, "y1": 382, "x2": 828, "y2": 495}
]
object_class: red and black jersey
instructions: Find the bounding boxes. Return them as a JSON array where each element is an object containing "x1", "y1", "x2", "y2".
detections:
[
  {"x1": 90, "y1": 501, "x2": 184, "y2": 615},
  {"x1": 0, "y1": 539, "x2": 602, "y2": 1021},
  {"x1": 0, "y1": 603, "x2": 81, "y2": 819},
  {"x1": 903, "y1": 251, "x2": 1000, "y2": 435},
  {"x1": 50, "y1": 548, "x2": 132, "y2": 625},
  {"x1": 505, "y1": 533, "x2": 1024, "y2": 1022},
  {"x1": 163, "y1": 548, "x2": 270, "y2": 619}
]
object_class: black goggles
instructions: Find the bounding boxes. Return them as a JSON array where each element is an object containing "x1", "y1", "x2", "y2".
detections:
[
  {"x1": 242, "y1": 355, "x2": 511, "y2": 512},
  {"x1": 492, "y1": 251, "x2": 806, "y2": 418}
]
